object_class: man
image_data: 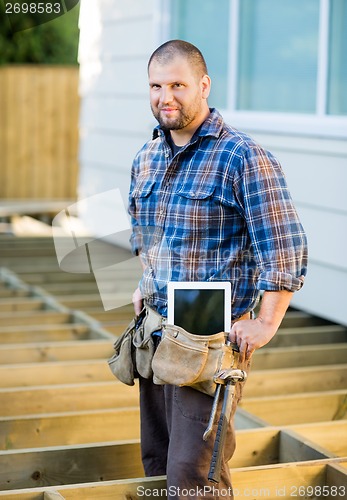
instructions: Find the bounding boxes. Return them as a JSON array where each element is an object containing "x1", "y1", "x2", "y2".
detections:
[{"x1": 128, "y1": 40, "x2": 307, "y2": 499}]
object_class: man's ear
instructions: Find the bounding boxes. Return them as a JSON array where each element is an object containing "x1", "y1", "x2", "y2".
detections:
[{"x1": 201, "y1": 74, "x2": 211, "y2": 99}]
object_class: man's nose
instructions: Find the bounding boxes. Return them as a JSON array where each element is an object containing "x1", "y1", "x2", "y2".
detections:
[{"x1": 159, "y1": 87, "x2": 174, "y2": 105}]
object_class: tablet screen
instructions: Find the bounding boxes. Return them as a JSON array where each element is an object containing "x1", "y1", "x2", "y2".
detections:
[{"x1": 167, "y1": 282, "x2": 231, "y2": 335}]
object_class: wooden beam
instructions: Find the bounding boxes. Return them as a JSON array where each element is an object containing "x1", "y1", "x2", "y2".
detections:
[
  {"x1": 0, "y1": 201, "x2": 75, "y2": 219},
  {"x1": 0, "y1": 409, "x2": 268, "y2": 452},
  {"x1": 0, "y1": 360, "x2": 115, "y2": 388},
  {"x1": 0, "y1": 382, "x2": 138, "y2": 416},
  {"x1": 241, "y1": 390, "x2": 347, "y2": 425},
  {"x1": 279, "y1": 311, "x2": 330, "y2": 328},
  {"x1": 0, "y1": 460, "x2": 346, "y2": 500},
  {"x1": 0, "y1": 312, "x2": 71, "y2": 327},
  {"x1": 0, "y1": 290, "x2": 28, "y2": 299},
  {"x1": 0, "y1": 325, "x2": 93, "y2": 345},
  {"x1": 233, "y1": 427, "x2": 332, "y2": 469},
  {"x1": 244, "y1": 364, "x2": 347, "y2": 396},
  {"x1": 0, "y1": 298, "x2": 45, "y2": 313},
  {"x1": 0, "y1": 428, "x2": 336, "y2": 491},
  {"x1": 326, "y1": 461, "x2": 347, "y2": 489},
  {"x1": 0, "y1": 441, "x2": 144, "y2": 491},
  {"x1": 253, "y1": 343, "x2": 347, "y2": 369},
  {"x1": 0, "y1": 408, "x2": 141, "y2": 450},
  {"x1": 268, "y1": 325, "x2": 347, "y2": 347},
  {"x1": 288, "y1": 420, "x2": 347, "y2": 457},
  {"x1": 0, "y1": 340, "x2": 113, "y2": 364}
]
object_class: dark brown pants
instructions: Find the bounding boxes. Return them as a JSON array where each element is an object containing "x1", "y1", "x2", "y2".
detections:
[{"x1": 139, "y1": 377, "x2": 238, "y2": 499}]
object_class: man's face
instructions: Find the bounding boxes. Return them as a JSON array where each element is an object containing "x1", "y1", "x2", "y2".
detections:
[{"x1": 148, "y1": 56, "x2": 210, "y2": 132}]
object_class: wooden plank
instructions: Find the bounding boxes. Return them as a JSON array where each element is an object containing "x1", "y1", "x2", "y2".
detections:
[
  {"x1": 0, "y1": 428, "x2": 334, "y2": 491},
  {"x1": 289, "y1": 420, "x2": 347, "y2": 457},
  {"x1": 253, "y1": 343, "x2": 347, "y2": 369},
  {"x1": 0, "y1": 312, "x2": 71, "y2": 327},
  {"x1": 43, "y1": 492, "x2": 65, "y2": 500},
  {"x1": 0, "y1": 408, "x2": 141, "y2": 450},
  {"x1": 0, "y1": 340, "x2": 113, "y2": 364},
  {"x1": 0, "y1": 441, "x2": 144, "y2": 490},
  {"x1": 0, "y1": 460, "x2": 346, "y2": 500},
  {"x1": 0, "y1": 290, "x2": 29, "y2": 300},
  {"x1": 279, "y1": 311, "x2": 331, "y2": 328},
  {"x1": 244, "y1": 364, "x2": 347, "y2": 396},
  {"x1": 32, "y1": 283, "x2": 100, "y2": 295},
  {"x1": 326, "y1": 461, "x2": 347, "y2": 487},
  {"x1": 278, "y1": 429, "x2": 332, "y2": 463},
  {"x1": 0, "y1": 407, "x2": 268, "y2": 452},
  {"x1": 0, "y1": 204, "x2": 74, "y2": 220},
  {"x1": 0, "y1": 382, "x2": 138, "y2": 416},
  {"x1": 241, "y1": 390, "x2": 347, "y2": 425},
  {"x1": 0, "y1": 324, "x2": 90, "y2": 344},
  {"x1": 267, "y1": 325, "x2": 347, "y2": 347},
  {"x1": 233, "y1": 427, "x2": 331, "y2": 469},
  {"x1": 232, "y1": 428, "x2": 280, "y2": 467},
  {"x1": 0, "y1": 298, "x2": 45, "y2": 313},
  {"x1": 0, "y1": 359, "x2": 115, "y2": 388}
]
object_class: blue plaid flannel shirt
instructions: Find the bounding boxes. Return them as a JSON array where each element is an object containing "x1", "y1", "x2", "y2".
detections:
[{"x1": 128, "y1": 109, "x2": 308, "y2": 320}]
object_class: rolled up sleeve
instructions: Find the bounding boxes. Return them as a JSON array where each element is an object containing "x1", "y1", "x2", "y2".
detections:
[{"x1": 236, "y1": 145, "x2": 308, "y2": 293}]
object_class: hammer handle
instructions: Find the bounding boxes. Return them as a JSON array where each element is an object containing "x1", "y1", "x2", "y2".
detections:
[{"x1": 208, "y1": 410, "x2": 228, "y2": 483}]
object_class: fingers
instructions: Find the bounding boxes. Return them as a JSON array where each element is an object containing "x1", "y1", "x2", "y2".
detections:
[
  {"x1": 132, "y1": 287, "x2": 143, "y2": 315},
  {"x1": 133, "y1": 300, "x2": 143, "y2": 316},
  {"x1": 229, "y1": 321, "x2": 254, "y2": 361}
]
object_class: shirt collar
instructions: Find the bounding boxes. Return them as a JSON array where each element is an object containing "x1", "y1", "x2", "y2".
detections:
[{"x1": 152, "y1": 108, "x2": 224, "y2": 142}]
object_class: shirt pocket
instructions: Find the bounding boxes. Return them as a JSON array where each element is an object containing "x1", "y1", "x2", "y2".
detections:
[
  {"x1": 174, "y1": 184, "x2": 219, "y2": 235},
  {"x1": 132, "y1": 178, "x2": 156, "y2": 199},
  {"x1": 176, "y1": 184, "x2": 215, "y2": 201},
  {"x1": 130, "y1": 179, "x2": 157, "y2": 230}
]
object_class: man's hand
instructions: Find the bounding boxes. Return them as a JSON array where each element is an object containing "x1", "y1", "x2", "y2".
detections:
[
  {"x1": 229, "y1": 317, "x2": 277, "y2": 361},
  {"x1": 132, "y1": 287, "x2": 143, "y2": 315},
  {"x1": 228, "y1": 290, "x2": 293, "y2": 361}
]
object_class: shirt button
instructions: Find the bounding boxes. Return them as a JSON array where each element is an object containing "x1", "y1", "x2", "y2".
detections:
[
  {"x1": 189, "y1": 191, "x2": 196, "y2": 197},
  {"x1": 165, "y1": 152, "x2": 170, "y2": 158}
]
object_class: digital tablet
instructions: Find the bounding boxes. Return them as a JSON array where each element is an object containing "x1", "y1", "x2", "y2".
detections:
[{"x1": 167, "y1": 281, "x2": 231, "y2": 335}]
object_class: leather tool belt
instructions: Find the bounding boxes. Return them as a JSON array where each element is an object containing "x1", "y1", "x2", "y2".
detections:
[{"x1": 108, "y1": 303, "x2": 246, "y2": 397}]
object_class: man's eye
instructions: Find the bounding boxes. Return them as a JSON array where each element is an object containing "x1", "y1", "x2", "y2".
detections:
[{"x1": 174, "y1": 83, "x2": 182, "y2": 88}]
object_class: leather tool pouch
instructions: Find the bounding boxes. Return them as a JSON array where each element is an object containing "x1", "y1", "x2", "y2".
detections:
[
  {"x1": 152, "y1": 324, "x2": 234, "y2": 396},
  {"x1": 107, "y1": 316, "x2": 138, "y2": 386},
  {"x1": 133, "y1": 304, "x2": 164, "y2": 379},
  {"x1": 108, "y1": 304, "x2": 164, "y2": 385}
]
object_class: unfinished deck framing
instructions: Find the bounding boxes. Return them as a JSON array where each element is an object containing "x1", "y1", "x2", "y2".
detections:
[{"x1": 0, "y1": 234, "x2": 346, "y2": 498}]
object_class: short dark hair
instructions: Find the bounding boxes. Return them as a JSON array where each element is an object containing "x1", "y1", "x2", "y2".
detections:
[{"x1": 148, "y1": 40, "x2": 208, "y2": 78}]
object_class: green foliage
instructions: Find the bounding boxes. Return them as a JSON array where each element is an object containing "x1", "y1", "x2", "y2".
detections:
[{"x1": 0, "y1": 3, "x2": 80, "y2": 65}]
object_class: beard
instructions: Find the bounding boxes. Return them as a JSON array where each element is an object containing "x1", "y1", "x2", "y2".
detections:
[
  {"x1": 151, "y1": 94, "x2": 202, "y2": 131},
  {"x1": 152, "y1": 107, "x2": 192, "y2": 130}
]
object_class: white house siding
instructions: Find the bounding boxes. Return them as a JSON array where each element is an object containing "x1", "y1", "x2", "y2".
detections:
[
  {"x1": 242, "y1": 130, "x2": 347, "y2": 326},
  {"x1": 78, "y1": 0, "x2": 158, "y2": 246}
]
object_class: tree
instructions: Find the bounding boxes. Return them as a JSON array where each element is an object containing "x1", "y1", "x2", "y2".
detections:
[{"x1": 0, "y1": 1, "x2": 80, "y2": 64}]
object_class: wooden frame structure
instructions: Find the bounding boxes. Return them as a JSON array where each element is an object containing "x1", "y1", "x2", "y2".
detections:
[{"x1": 0, "y1": 235, "x2": 346, "y2": 498}]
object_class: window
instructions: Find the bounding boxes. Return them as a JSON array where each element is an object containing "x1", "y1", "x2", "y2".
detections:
[
  {"x1": 168, "y1": 0, "x2": 346, "y2": 121},
  {"x1": 170, "y1": 0, "x2": 229, "y2": 109},
  {"x1": 327, "y1": 0, "x2": 347, "y2": 115},
  {"x1": 237, "y1": 0, "x2": 319, "y2": 113}
]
